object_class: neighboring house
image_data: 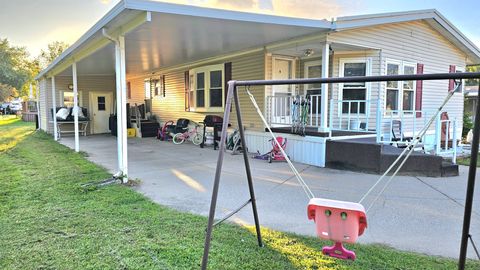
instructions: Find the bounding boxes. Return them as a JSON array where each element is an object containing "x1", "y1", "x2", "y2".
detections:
[{"x1": 35, "y1": 1, "x2": 480, "y2": 178}]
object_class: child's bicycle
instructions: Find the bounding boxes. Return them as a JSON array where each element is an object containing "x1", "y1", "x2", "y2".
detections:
[{"x1": 172, "y1": 123, "x2": 204, "y2": 145}]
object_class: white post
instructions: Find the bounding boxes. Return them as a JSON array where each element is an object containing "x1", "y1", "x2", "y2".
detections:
[
  {"x1": 36, "y1": 81, "x2": 41, "y2": 130},
  {"x1": 29, "y1": 83, "x2": 33, "y2": 99},
  {"x1": 115, "y1": 35, "x2": 128, "y2": 183},
  {"x1": 376, "y1": 99, "x2": 382, "y2": 143},
  {"x1": 72, "y1": 62, "x2": 80, "y2": 152},
  {"x1": 319, "y1": 42, "x2": 330, "y2": 133},
  {"x1": 51, "y1": 76, "x2": 58, "y2": 141}
]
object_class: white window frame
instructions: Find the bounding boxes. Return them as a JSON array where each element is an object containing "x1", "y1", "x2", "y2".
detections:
[
  {"x1": 455, "y1": 67, "x2": 465, "y2": 94},
  {"x1": 384, "y1": 59, "x2": 417, "y2": 115},
  {"x1": 304, "y1": 60, "x2": 322, "y2": 94},
  {"x1": 61, "y1": 91, "x2": 83, "y2": 107},
  {"x1": 338, "y1": 58, "x2": 372, "y2": 115},
  {"x1": 189, "y1": 64, "x2": 225, "y2": 112}
]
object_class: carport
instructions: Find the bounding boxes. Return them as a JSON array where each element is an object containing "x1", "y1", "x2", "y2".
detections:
[{"x1": 35, "y1": 0, "x2": 330, "y2": 183}]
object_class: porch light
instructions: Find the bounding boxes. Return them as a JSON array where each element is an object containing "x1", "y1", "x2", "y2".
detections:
[
  {"x1": 304, "y1": 49, "x2": 315, "y2": 57},
  {"x1": 68, "y1": 84, "x2": 74, "y2": 90}
]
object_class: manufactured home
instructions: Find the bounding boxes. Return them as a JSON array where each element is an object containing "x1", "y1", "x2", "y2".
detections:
[{"x1": 35, "y1": 0, "x2": 480, "y2": 179}]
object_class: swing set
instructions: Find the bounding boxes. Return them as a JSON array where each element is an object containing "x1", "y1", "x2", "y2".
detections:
[{"x1": 201, "y1": 72, "x2": 480, "y2": 270}]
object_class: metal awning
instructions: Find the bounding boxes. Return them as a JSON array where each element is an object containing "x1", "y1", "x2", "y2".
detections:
[{"x1": 41, "y1": 0, "x2": 331, "y2": 79}]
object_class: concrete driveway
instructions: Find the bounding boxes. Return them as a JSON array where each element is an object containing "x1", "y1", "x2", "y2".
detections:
[{"x1": 60, "y1": 135, "x2": 480, "y2": 259}]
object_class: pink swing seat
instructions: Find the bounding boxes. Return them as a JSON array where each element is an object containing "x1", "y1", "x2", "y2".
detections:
[{"x1": 308, "y1": 198, "x2": 367, "y2": 260}]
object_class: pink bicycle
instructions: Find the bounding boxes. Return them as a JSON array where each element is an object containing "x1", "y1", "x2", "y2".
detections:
[{"x1": 172, "y1": 123, "x2": 203, "y2": 145}]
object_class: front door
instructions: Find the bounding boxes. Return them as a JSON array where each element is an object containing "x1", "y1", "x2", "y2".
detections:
[
  {"x1": 89, "y1": 92, "x2": 113, "y2": 134},
  {"x1": 272, "y1": 57, "x2": 294, "y2": 125}
]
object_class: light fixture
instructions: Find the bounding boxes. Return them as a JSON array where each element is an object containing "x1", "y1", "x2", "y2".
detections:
[
  {"x1": 304, "y1": 49, "x2": 315, "y2": 57},
  {"x1": 68, "y1": 84, "x2": 74, "y2": 90}
]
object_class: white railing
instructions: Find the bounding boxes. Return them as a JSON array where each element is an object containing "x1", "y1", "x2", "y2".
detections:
[
  {"x1": 377, "y1": 106, "x2": 458, "y2": 162},
  {"x1": 435, "y1": 116, "x2": 458, "y2": 163},
  {"x1": 266, "y1": 95, "x2": 322, "y2": 128},
  {"x1": 266, "y1": 95, "x2": 293, "y2": 126},
  {"x1": 329, "y1": 99, "x2": 373, "y2": 132}
]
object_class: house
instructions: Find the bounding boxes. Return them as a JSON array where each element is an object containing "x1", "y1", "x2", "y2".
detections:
[{"x1": 35, "y1": 0, "x2": 480, "y2": 180}]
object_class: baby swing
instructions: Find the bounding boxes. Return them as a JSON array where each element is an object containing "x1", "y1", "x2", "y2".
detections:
[{"x1": 243, "y1": 81, "x2": 461, "y2": 260}]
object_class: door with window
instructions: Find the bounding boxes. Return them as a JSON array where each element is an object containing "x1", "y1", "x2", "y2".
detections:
[
  {"x1": 272, "y1": 57, "x2": 294, "y2": 124},
  {"x1": 89, "y1": 92, "x2": 113, "y2": 134},
  {"x1": 339, "y1": 59, "x2": 370, "y2": 114},
  {"x1": 304, "y1": 61, "x2": 322, "y2": 124}
]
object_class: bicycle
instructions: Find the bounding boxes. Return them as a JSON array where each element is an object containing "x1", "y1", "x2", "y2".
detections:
[{"x1": 172, "y1": 123, "x2": 204, "y2": 145}]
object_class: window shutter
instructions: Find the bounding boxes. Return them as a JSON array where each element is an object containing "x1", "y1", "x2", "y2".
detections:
[
  {"x1": 184, "y1": 71, "x2": 190, "y2": 111},
  {"x1": 415, "y1": 63, "x2": 424, "y2": 118},
  {"x1": 224, "y1": 62, "x2": 232, "y2": 105},
  {"x1": 162, "y1": 75, "x2": 166, "y2": 97},
  {"x1": 127, "y1": 82, "x2": 131, "y2": 99},
  {"x1": 449, "y1": 65, "x2": 456, "y2": 92}
]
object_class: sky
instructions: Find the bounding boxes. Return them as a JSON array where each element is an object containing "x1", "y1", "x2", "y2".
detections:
[{"x1": 0, "y1": 0, "x2": 479, "y2": 57}]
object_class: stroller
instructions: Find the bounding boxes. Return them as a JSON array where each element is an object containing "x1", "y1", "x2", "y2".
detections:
[
  {"x1": 253, "y1": 136, "x2": 288, "y2": 163},
  {"x1": 226, "y1": 130, "x2": 244, "y2": 155}
]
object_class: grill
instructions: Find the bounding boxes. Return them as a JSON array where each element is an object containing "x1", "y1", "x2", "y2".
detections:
[{"x1": 200, "y1": 115, "x2": 223, "y2": 150}]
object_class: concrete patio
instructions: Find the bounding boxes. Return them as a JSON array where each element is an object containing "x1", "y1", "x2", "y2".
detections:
[{"x1": 59, "y1": 134, "x2": 480, "y2": 260}]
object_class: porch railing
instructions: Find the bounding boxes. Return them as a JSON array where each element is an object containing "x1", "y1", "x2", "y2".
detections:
[
  {"x1": 377, "y1": 107, "x2": 458, "y2": 162},
  {"x1": 266, "y1": 94, "x2": 322, "y2": 127},
  {"x1": 329, "y1": 99, "x2": 373, "y2": 132}
]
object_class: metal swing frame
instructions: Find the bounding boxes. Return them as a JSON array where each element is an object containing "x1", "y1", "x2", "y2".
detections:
[{"x1": 201, "y1": 72, "x2": 480, "y2": 270}]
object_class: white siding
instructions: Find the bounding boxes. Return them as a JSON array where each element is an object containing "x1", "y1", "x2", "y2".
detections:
[
  {"x1": 127, "y1": 50, "x2": 266, "y2": 131},
  {"x1": 39, "y1": 75, "x2": 115, "y2": 134},
  {"x1": 328, "y1": 20, "x2": 467, "y2": 136}
]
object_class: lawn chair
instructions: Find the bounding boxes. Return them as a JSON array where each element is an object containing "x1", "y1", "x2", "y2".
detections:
[{"x1": 391, "y1": 120, "x2": 413, "y2": 148}]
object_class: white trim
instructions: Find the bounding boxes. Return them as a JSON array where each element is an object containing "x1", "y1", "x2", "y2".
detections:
[
  {"x1": 88, "y1": 91, "x2": 114, "y2": 134},
  {"x1": 125, "y1": 0, "x2": 330, "y2": 28},
  {"x1": 384, "y1": 59, "x2": 417, "y2": 115},
  {"x1": 72, "y1": 62, "x2": 80, "y2": 152},
  {"x1": 338, "y1": 57, "x2": 372, "y2": 115},
  {"x1": 51, "y1": 77, "x2": 58, "y2": 141},
  {"x1": 61, "y1": 91, "x2": 83, "y2": 107},
  {"x1": 303, "y1": 60, "x2": 322, "y2": 94},
  {"x1": 188, "y1": 63, "x2": 225, "y2": 112},
  {"x1": 334, "y1": 9, "x2": 480, "y2": 61}
]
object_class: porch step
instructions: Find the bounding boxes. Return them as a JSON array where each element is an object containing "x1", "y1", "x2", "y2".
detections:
[
  {"x1": 441, "y1": 161, "x2": 459, "y2": 177},
  {"x1": 325, "y1": 138, "x2": 458, "y2": 177}
]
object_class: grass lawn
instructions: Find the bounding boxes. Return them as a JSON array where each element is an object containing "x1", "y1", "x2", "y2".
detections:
[
  {"x1": 1, "y1": 119, "x2": 479, "y2": 269},
  {"x1": 457, "y1": 153, "x2": 480, "y2": 167}
]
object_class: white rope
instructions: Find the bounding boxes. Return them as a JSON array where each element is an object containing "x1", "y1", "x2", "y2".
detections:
[
  {"x1": 245, "y1": 87, "x2": 315, "y2": 199},
  {"x1": 358, "y1": 83, "x2": 460, "y2": 212}
]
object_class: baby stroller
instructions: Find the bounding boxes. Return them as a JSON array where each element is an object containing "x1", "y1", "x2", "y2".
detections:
[{"x1": 268, "y1": 136, "x2": 288, "y2": 163}]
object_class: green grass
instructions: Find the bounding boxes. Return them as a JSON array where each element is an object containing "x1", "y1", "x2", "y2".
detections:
[
  {"x1": 457, "y1": 153, "x2": 480, "y2": 167},
  {"x1": 0, "y1": 119, "x2": 479, "y2": 269}
]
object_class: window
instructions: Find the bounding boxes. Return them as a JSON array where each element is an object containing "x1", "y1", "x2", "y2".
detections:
[
  {"x1": 188, "y1": 64, "x2": 224, "y2": 112},
  {"x1": 385, "y1": 60, "x2": 416, "y2": 113},
  {"x1": 144, "y1": 80, "x2": 151, "y2": 100},
  {"x1": 62, "y1": 91, "x2": 82, "y2": 107},
  {"x1": 340, "y1": 59, "x2": 370, "y2": 114},
  {"x1": 97, "y1": 96, "x2": 106, "y2": 111},
  {"x1": 304, "y1": 61, "x2": 322, "y2": 114}
]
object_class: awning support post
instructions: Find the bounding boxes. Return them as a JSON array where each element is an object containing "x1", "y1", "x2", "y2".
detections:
[
  {"x1": 114, "y1": 35, "x2": 128, "y2": 183},
  {"x1": 51, "y1": 76, "x2": 58, "y2": 141},
  {"x1": 319, "y1": 42, "x2": 330, "y2": 133},
  {"x1": 72, "y1": 62, "x2": 80, "y2": 152}
]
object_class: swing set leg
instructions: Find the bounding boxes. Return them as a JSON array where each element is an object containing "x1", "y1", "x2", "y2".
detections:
[{"x1": 201, "y1": 81, "x2": 263, "y2": 270}]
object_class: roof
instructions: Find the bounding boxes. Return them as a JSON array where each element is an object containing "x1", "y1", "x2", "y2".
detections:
[
  {"x1": 35, "y1": 0, "x2": 330, "y2": 79},
  {"x1": 35, "y1": 3, "x2": 480, "y2": 80},
  {"x1": 334, "y1": 9, "x2": 480, "y2": 63}
]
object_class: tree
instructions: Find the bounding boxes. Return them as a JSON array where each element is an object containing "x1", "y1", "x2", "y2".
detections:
[
  {"x1": 0, "y1": 83, "x2": 18, "y2": 102},
  {"x1": 37, "y1": 41, "x2": 69, "y2": 70},
  {"x1": 0, "y1": 38, "x2": 30, "y2": 96}
]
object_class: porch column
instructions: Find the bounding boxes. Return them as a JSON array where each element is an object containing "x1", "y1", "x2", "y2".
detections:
[
  {"x1": 72, "y1": 62, "x2": 80, "y2": 152},
  {"x1": 115, "y1": 35, "x2": 128, "y2": 183},
  {"x1": 51, "y1": 76, "x2": 58, "y2": 141},
  {"x1": 319, "y1": 42, "x2": 330, "y2": 132}
]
